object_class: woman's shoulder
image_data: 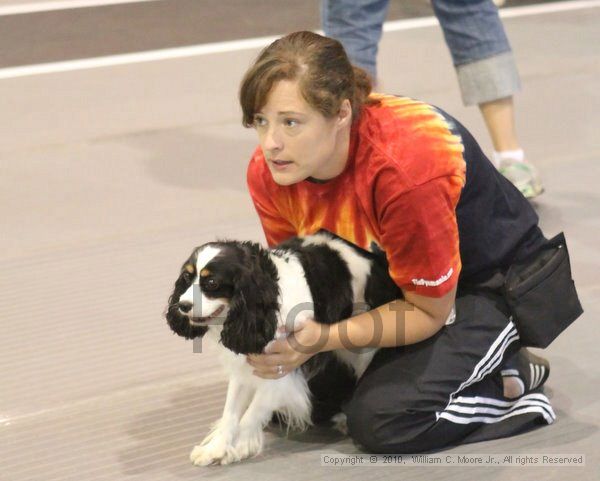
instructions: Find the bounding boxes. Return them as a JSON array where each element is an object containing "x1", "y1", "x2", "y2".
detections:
[
  {"x1": 361, "y1": 94, "x2": 460, "y2": 146},
  {"x1": 357, "y1": 94, "x2": 466, "y2": 187}
]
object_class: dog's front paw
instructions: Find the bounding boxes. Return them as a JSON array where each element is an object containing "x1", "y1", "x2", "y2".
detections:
[
  {"x1": 219, "y1": 429, "x2": 264, "y2": 465},
  {"x1": 189, "y1": 431, "x2": 263, "y2": 466},
  {"x1": 190, "y1": 436, "x2": 233, "y2": 466}
]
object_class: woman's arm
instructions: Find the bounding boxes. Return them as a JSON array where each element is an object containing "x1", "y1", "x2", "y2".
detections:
[
  {"x1": 247, "y1": 285, "x2": 456, "y2": 379},
  {"x1": 323, "y1": 285, "x2": 457, "y2": 351}
]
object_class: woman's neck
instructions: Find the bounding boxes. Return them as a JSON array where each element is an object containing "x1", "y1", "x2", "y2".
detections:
[{"x1": 309, "y1": 122, "x2": 352, "y2": 182}]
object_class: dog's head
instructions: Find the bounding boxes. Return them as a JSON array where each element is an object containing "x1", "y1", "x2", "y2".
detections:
[{"x1": 165, "y1": 240, "x2": 280, "y2": 354}]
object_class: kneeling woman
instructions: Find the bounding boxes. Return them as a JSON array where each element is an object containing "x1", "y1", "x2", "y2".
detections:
[{"x1": 242, "y1": 31, "x2": 581, "y2": 453}]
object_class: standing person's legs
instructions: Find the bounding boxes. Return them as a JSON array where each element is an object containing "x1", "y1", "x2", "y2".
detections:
[
  {"x1": 321, "y1": 0, "x2": 390, "y2": 80},
  {"x1": 432, "y1": 0, "x2": 518, "y2": 106},
  {"x1": 479, "y1": 97, "x2": 519, "y2": 151},
  {"x1": 343, "y1": 294, "x2": 555, "y2": 453},
  {"x1": 432, "y1": 0, "x2": 543, "y2": 198}
]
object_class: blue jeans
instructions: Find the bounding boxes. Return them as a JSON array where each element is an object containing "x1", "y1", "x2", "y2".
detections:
[{"x1": 321, "y1": 0, "x2": 521, "y2": 105}]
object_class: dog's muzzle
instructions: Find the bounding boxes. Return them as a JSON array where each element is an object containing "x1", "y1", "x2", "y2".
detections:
[
  {"x1": 178, "y1": 303, "x2": 226, "y2": 326},
  {"x1": 166, "y1": 302, "x2": 209, "y2": 339}
]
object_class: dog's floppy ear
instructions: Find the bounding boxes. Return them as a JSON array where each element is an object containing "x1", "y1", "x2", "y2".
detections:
[{"x1": 220, "y1": 243, "x2": 279, "y2": 354}]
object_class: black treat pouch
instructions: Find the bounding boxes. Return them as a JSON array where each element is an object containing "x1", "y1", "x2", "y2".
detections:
[{"x1": 504, "y1": 232, "x2": 583, "y2": 348}]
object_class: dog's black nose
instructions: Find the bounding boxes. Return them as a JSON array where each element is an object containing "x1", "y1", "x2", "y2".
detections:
[{"x1": 178, "y1": 301, "x2": 193, "y2": 313}]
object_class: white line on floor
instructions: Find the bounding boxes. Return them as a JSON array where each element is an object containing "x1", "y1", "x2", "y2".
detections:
[
  {"x1": 1, "y1": 0, "x2": 599, "y2": 80},
  {"x1": 0, "y1": 0, "x2": 160, "y2": 16}
]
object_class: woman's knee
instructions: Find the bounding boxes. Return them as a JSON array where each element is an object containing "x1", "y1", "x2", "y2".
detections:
[
  {"x1": 344, "y1": 398, "x2": 388, "y2": 452},
  {"x1": 344, "y1": 394, "x2": 432, "y2": 453}
]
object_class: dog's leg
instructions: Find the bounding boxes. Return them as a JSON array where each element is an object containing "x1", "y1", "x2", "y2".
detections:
[
  {"x1": 216, "y1": 386, "x2": 276, "y2": 465},
  {"x1": 190, "y1": 377, "x2": 253, "y2": 466},
  {"x1": 220, "y1": 376, "x2": 312, "y2": 465}
]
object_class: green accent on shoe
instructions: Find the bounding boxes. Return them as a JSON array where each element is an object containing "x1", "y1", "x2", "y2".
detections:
[{"x1": 499, "y1": 159, "x2": 544, "y2": 199}]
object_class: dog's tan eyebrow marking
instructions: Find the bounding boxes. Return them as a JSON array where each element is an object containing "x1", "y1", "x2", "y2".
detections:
[
  {"x1": 184, "y1": 264, "x2": 195, "y2": 274},
  {"x1": 200, "y1": 268, "x2": 211, "y2": 277}
]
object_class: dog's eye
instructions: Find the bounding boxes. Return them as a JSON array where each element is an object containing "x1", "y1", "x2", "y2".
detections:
[
  {"x1": 181, "y1": 271, "x2": 193, "y2": 283},
  {"x1": 204, "y1": 278, "x2": 220, "y2": 291}
]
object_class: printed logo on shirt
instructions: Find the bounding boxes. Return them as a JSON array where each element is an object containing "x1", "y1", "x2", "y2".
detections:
[{"x1": 411, "y1": 267, "x2": 453, "y2": 287}]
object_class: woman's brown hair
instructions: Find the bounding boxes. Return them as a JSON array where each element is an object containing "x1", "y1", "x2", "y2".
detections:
[{"x1": 239, "y1": 31, "x2": 374, "y2": 127}]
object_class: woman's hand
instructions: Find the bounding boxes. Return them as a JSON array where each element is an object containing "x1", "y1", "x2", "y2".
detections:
[{"x1": 247, "y1": 318, "x2": 329, "y2": 379}]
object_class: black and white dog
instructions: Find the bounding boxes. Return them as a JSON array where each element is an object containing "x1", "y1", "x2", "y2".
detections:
[{"x1": 165, "y1": 231, "x2": 401, "y2": 465}]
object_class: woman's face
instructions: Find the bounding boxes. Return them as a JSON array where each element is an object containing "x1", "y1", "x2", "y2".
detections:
[{"x1": 253, "y1": 79, "x2": 351, "y2": 186}]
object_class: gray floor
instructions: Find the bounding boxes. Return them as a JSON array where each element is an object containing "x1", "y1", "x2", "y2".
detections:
[{"x1": 1, "y1": 1, "x2": 599, "y2": 480}]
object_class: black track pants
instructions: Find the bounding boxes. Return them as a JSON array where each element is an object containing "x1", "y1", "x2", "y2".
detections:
[{"x1": 343, "y1": 294, "x2": 555, "y2": 453}]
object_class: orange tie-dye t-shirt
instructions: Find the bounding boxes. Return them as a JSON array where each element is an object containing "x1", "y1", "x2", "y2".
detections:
[{"x1": 247, "y1": 95, "x2": 466, "y2": 297}]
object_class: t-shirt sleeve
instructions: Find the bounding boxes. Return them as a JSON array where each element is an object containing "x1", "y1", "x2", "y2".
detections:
[
  {"x1": 376, "y1": 174, "x2": 464, "y2": 297},
  {"x1": 247, "y1": 153, "x2": 297, "y2": 247}
]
